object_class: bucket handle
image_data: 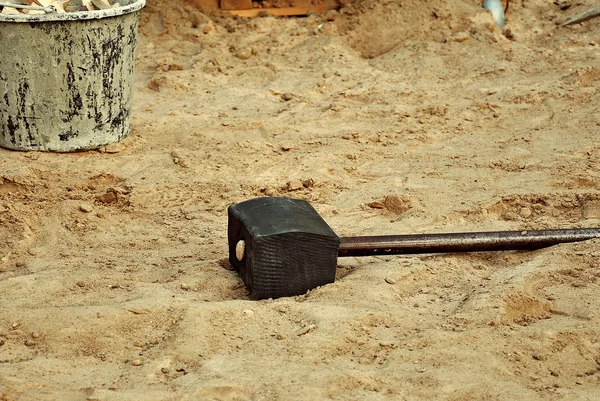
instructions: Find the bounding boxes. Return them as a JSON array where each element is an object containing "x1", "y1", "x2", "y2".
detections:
[{"x1": 0, "y1": 2, "x2": 56, "y2": 13}]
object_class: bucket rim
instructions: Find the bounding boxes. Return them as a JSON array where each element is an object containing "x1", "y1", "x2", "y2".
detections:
[{"x1": 0, "y1": 0, "x2": 145, "y2": 22}]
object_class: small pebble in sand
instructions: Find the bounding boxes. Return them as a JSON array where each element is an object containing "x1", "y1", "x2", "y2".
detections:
[
  {"x1": 385, "y1": 278, "x2": 397, "y2": 284},
  {"x1": 519, "y1": 207, "x2": 532, "y2": 218},
  {"x1": 202, "y1": 23, "x2": 214, "y2": 34},
  {"x1": 79, "y1": 203, "x2": 93, "y2": 213},
  {"x1": 31, "y1": 332, "x2": 40, "y2": 339},
  {"x1": 297, "y1": 324, "x2": 316, "y2": 336},
  {"x1": 324, "y1": 10, "x2": 338, "y2": 21},
  {"x1": 532, "y1": 352, "x2": 547, "y2": 361},
  {"x1": 384, "y1": 194, "x2": 412, "y2": 215},
  {"x1": 582, "y1": 200, "x2": 600, "y2": 219},
  {"x1": 132, "y1": 359, "x2": 142, "y2": 366},
  {"x1": 281, "y1": 93, "x2": 293, "y2": 101},
  {"x1": 446, "y1": 31, "x2": 470, "y2": 43},
  {"x1": 24, "y1": 339, "x2": 36, "y2": 347},
  {"x1": 161, "y1": 367, "x2": 170, "y2": 374},
  {"x1": 180, "y1": 283, "x2": 190, "y2": 291},
  {"x1": 243, "y1": 309, "x2": 254, "y2": 317},
  {"x1": 264, "y1": 187, "x2": 278, "y2": 197},
  {"x1": 288, "y1": 180, "x2": 303, "y2": 191},
  {"x1": 235, "y1": 47, "x2": 254, "y2": 60}
]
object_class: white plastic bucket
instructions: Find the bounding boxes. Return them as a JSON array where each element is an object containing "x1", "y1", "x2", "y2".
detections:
[{"x1": 0, "y1": 0, "x2": 145, "y2": 151}]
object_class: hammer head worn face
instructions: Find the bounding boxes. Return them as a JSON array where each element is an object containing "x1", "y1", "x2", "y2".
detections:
[{"x1": 228, "y1": 197, "x2": 341, "y2": 299}]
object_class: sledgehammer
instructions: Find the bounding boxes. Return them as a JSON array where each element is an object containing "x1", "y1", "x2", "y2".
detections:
[{"x1": 228, "y1": 197, "x2": 600, "y2": 299}]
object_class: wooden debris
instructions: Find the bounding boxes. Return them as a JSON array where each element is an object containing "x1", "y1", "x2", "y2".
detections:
[
  {"x1": 1, "y1": 6, "x2": 22, "y2": 14},
  {"x1": 81, "y1": 0, "x2": 94, "y2": 10},
  {"x1": 91, "y1": 0, "x2": 111, "y2": 9},
  {"x1": 1, "y1": 0, "x2": 24, "y2": 14},
  {"x1": 64, "y1": 0, "x2": 81, "y2": 11},
  {"x1": 16, "y1": 0, "x2": 45, "y2": 13},
  {"x1": 34, "y1": 0, "x2": 66, "y2": 12},
  {"x1": 220, "y1": 0, "x2": 252, "y2": 11},
  {"x1": 0, "y1": 0, "x2": 118, "y2": 13}
]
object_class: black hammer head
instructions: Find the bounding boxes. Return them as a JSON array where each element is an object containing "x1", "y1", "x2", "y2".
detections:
[{"x1": 228, "y1": 197, "x2": 341, "y2": 299}]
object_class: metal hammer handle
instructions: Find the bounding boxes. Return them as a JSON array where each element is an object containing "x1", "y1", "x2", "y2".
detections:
[{"x1": 338, "y1": 228, "x2": 600, "y2": 257}]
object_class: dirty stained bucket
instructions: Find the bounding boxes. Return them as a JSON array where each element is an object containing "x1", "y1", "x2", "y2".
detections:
[{"x1": 0, "y1": 0, "x2": 145, "y2": 152}]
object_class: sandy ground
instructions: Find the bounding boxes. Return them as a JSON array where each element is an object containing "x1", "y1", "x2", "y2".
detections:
[{"x1": 2, "y1": 0, "x2": 600, "y2": 399}]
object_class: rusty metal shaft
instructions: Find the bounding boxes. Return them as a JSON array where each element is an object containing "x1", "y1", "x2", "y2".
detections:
[{"x1": 338, "y1": 228, "x2": 600, "y2": 257}]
